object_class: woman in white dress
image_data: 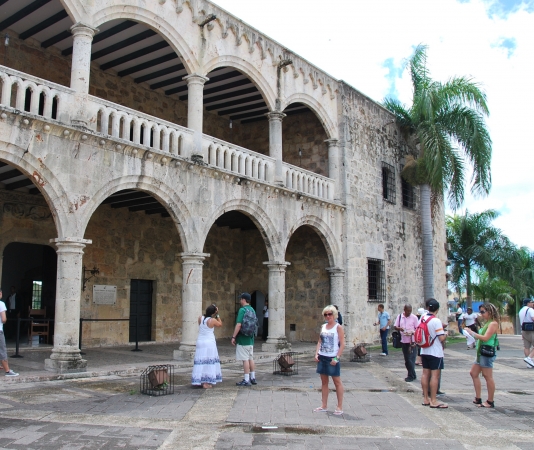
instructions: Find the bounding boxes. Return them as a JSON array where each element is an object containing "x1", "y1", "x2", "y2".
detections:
[{"x1": 191, "y1": 304, "x2": 223, "y2": 389}]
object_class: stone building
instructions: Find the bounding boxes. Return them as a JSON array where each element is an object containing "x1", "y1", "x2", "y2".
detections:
[{"x1": 0, "y1": 0, "x2": 446, "y2": 373}]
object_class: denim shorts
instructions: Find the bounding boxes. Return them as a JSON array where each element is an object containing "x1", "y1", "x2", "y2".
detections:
[
  {"x1": 474, "y1": 354, "x2": 496, "y2": 368},
  {"x1": 316, "y1": 354, "x2": 341, "y2": 377}
]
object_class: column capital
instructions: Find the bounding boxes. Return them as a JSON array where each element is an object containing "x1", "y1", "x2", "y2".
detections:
[
  {"x1": 263, "y1": 261, "x2": 291, "y2": 270},
  {"x1": 265, "y1": 111, "x2": 286, "y2": 122},
  {"x1": 326, "y1": 266, "x2": 345, "y2": 276},
  {"x1": 50, "y1": 237, "x2": 92, "y2": 249},
  {"x1": 180, "y1": 252, "x2": 210, "y2": 263},
  {"x1": 70, "y1": 22, "x2": 99, "y2": 38},
  {"x1": 183, "y1": 73, "x2": 209, "y2": 85},
  {"x1": 324, "y1": 139, "x2": 339, "y2": 148}
]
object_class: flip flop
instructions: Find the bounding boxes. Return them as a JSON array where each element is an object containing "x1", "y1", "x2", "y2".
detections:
[
  {"x1": 478, "y1": 401, "x2": 494, "y2": 408},
  {"x1": 422, "y1": 403, "x2": 430, "y2": 406},
  {"x1": 430, "y1": 404, "x2": 448, "y2": 409},
  {"x1": 333, "y1": 409, "x2": 344, "y2": 415},
  {"x1": 415, "y1": 362, "x2": 422, "y2": 366},
  {"x1": 313, "y1": 407, "x2": 328, "y2": 412}
]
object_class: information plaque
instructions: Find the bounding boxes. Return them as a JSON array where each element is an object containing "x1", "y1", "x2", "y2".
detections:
[{"x1": 93, "y1": 285, "x2": 117, "y2": 305}]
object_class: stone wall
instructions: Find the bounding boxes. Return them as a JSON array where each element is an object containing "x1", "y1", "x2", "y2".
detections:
[{"x1": 285, "y1": 225, "x2": 330, "y2": 342}]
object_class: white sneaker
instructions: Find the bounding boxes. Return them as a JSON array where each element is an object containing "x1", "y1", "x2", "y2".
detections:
[
  {"x1": 380, "y1": 353, "x2": 387, "y2": 356},
  {"x1": 524, "y1": 357, "x2": 534, "y2": 368},
  {"x1": 5, "y1": 370, "x2": 19, "y2": 377}
]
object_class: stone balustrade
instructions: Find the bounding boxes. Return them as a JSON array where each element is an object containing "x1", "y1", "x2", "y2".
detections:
[
  {"x1": 0, "y1": 66, "x2": 336, "y2": 201},
  {"x1": 203, "y1": 135, "x2": 275, "y2": 183},
  {"x1": 283, "y1": 163, "x2": 334, "y2": 200}
]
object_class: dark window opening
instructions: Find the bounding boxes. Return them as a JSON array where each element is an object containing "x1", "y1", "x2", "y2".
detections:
[
  {"x1": 368, "y1": 258, "x2": 385, "y2": 302},
  {"x1": 382, "y1": 162, "x2": 395, "y2": 204},
  {"x1": 51, "y1": 97, "x2": 58, "y2": 120},
  {"x1": 24, "y1": 88, "x2": 32, "y2": 112},
  {"x1": 38, "y1": 93, "x2": 45, "y2": 116},
  {"x1": 402, "y1": 177, "x2": 416, "y2": 209}
]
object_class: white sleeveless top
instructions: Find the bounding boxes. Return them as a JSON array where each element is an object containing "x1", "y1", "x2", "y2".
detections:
[
  {"x1": 197, "y1": 316, "x2": 216, "y2": 343},
  {"x1": 318, "y1": 323, "x2": 340, "y2": 357}
]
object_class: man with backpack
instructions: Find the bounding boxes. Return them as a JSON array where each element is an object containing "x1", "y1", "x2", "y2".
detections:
[
  {"x1": 416, "y1": 299, "x2": 448, "y2": 409},
  {"x1": 231, "y1": 293, "x2": 258, "y2": 386}
]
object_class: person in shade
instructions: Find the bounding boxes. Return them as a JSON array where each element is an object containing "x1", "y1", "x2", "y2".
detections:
[
  {"x1": 314, "y1": 305, "x2": 345, "y2": 415},
  {"x1": 465, "y1": 303, "x2": 500, "y2": 408},
  {"x1": 0, "y1": 289, "x2": 19, "y2": 377},
  {"x1": 191, "y1": 304, "x2": 222, "y2": 389},
  {"x1": 394, "y1": 304, "x2": 419, "y2": 382}
]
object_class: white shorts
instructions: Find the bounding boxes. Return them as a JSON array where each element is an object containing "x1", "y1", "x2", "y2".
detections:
[{"x1": 236, "y1": 344, "x2": 254, "y2": 361}]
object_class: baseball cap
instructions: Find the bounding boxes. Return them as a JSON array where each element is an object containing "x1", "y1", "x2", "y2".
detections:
[
  {"x1": 426, "y1": 299, "x2": 440, "y2": 312},
  {"x1": 240, "y1": 292, "x2": 251, "y2": 302},
  {"x1": 523, "y1": 298, "x2": 534, "y2": 306}
]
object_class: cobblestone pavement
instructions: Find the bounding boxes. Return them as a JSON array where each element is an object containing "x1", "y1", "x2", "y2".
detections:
[{"x1": 0, "y1": 336, "x2": 532, "y2": 449}]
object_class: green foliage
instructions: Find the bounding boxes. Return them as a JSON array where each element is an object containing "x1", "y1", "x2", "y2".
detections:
[{"x1": 383, "y1": 45, "x2": 492, "y2": 210}]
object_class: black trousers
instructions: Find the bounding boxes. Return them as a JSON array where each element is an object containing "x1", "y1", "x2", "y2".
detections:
[{"x1": 402, "y1": 342, "x2": 417, "y2": 379}]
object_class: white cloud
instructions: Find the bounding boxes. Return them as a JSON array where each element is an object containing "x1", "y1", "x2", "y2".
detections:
[{"x1": 213, "y1": 0, "x2": 534, "y2": 248}]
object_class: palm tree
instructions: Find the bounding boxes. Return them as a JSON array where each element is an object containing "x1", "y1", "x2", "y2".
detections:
[
  {"x1": 384, "y1": 45, "x2": 492, "y2": 300},
  {"x1": 446, "y1": 209, "x2": 513, "y2": 307}
]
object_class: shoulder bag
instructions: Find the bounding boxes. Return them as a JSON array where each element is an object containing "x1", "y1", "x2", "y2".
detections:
[
  {"x1": 391, "y1": 315, "x2": 402, "y2": 349},
  {"x1": 521, "y1": 308, "x2": 534, "y2": 331},
  {"x1": 480, "y1": 327, "x2": 499, "y2": 357}
]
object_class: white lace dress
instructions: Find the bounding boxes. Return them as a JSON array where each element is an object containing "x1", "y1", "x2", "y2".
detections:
[{"x1": 191, "y1": 316, "x2": 222, "y2": 386}]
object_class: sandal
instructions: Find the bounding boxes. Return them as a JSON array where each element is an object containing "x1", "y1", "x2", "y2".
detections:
[
  {"x1": 313, "y1": 407, "x2": 328, "y2": 412},
  {"x1": 478, "y1": 400, "x2": 494, "y2": 408},
  {"x1": 429, "y1": 403, "x2": 448, "y2": 409},
  {"x1": 473, "y1": 397, "x2": 482, "y2": 405},
  {"x1": 333, "y1": 409, "x2": 344, "y2": 415}
]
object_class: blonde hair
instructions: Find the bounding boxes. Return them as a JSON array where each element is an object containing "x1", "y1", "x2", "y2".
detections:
[
  {"x1": 482, "y1": 303, "x2": 500, "y2": 324},
  {"x1": 322, "y1": 305, "x2": 338, "y2": 319}
]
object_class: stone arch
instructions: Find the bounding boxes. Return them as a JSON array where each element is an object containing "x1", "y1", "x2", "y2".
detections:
[
  {"x1": 90, "y1": 5, "x2": 199, "y2": 74},
  {"x1": 282, "y1": 93, "x2": 337, "y2": 140},
  {"x1": 203, "y1": 56, "x2": 277, "y2": 111},
  {"x1": 284, "y1": 215, "x2": 340, "y2": 268},
  {"x1": 58, "y1": 0, "x2": 85, "y2": 24},
  {"x1": 0, "y1": 143, "x2": 71, "y2": 239},
  {"x1": 200, "y1": 199, "x2": 281, "y2": 261},
  {"x1": 78, "y1": 176, "x2": 193, "y2": 252}
]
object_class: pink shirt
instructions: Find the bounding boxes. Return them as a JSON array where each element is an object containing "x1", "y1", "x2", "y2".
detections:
[{"x1": 394, "y1": 313, "x2": 419, "y2": 343}]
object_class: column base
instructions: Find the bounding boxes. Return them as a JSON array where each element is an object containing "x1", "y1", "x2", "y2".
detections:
[
  {"x1": 44, "y1": 357, "x2": 87, "y2": 373},
  {"x1": 173, "y1": 344, "x2": 196, "y2": 361},
  {"x1": 262, "y1": 337, "x2": 291, "y2": 352}
]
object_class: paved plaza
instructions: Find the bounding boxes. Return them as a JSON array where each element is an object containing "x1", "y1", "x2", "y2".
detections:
[{"x1": 0, "y1": 336, "x2": 532, "y2": 449}]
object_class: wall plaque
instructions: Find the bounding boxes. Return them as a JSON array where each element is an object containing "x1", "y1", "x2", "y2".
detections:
[{"x1": 93, "y1": 285, "x2": 117, "y2": 305}]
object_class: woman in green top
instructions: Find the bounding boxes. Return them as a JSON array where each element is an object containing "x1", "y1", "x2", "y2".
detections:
[{"x1": 465, "y1": 303, "x2": 500, "y2": 408}]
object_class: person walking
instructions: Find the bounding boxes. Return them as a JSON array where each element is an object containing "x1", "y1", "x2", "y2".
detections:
[
  {"x1": 456, "y1": 304, "x2": 463, "y2": 334},
  {"x1": 463, "y1": 307, "x2": 479, "y2": 333},
  {"x1": 420, "y1": 299, "x2": 447, "y2": 409},
  {"x1": 191, "y1": 304, "x2": 223, "y2": 389},
  {"x1": 0, "y1": 289, "x2": 19, "y2": 377},
  {"x1": 465, "y1": 303, "x2": 500, "y2": 408},
  {"x1": 394, "y1": 304, "x2": 419, "y2": 382},
  {"x1": 373, "y1": 304, "x2": 390, "y2": 356},
  {"x1": 262, "y1": 299, "x2": 269, "y2": 341},
  {"x1": 231, "y1": 293, "x2": 257, "y2": 386},
  {"x1": 314, "y1": 305, "x2": 345, "y2": 415},
  {"x1": 518, "y1": 298, "x2": 534, "y2": 368}
]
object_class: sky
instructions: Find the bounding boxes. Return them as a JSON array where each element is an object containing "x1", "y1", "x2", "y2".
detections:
[{"x1": 213, "y1": 0, "x2": 534, "y2": 250}]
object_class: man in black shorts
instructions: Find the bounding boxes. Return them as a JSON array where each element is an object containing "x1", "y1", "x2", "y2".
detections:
[{"x1": 420, "y1": 299, "x2": 447, "y2": 409}]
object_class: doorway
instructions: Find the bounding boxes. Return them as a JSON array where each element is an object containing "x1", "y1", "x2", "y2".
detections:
[{"x1": 129, "y1": 279, "x2": 153, "y2": 342}]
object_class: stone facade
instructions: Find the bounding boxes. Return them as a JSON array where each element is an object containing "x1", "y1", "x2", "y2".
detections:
[{"x1": 0, "y1": 0, "x2": 447, "y2": 373}]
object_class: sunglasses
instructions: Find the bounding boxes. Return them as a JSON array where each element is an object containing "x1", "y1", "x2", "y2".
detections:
[
  {"x1": 324, "y1": 312, "x2": 333, "y2": 317},
  {"x1": 479, "y1": 310, "x2": 487, "y2": 314}
]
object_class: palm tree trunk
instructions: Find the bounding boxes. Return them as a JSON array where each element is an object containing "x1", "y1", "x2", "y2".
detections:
[
  {"x1": 466, "y1": 265, "x2": 472, "y2": 308},
  {"x1": 420, "y1": 184, "x2": 434, "y2": 300}
]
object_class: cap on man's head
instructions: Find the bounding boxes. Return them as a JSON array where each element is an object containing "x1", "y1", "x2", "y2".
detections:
[
  {"x1": 523, "y1": 298, "x2": 534, "y2": 306},
  {"x1": 240, "y1": 292, "x2": 251, "y2": 302},
  {"x1": 426, "y1": 299, "x2": 440, "y2": 312}
]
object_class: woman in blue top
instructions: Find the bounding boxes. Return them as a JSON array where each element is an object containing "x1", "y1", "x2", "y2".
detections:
[
  {"x1": 314, "y1": 305, "x2": 345, "y2": 415},
  {"x1": 465, "y1": 303, "x2": 500, "y2": 408}
]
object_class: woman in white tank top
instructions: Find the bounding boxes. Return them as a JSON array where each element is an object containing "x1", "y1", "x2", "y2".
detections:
[{"x1": 314, "y1": 305, "x2": 345, "y2": 415}]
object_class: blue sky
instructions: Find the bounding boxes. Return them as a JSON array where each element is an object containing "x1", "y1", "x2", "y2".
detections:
[{"x1": 214, "y1": 0, "x2": 534, "y2": 250}]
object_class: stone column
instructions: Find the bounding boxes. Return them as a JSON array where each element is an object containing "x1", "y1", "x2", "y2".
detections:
[
  {"x1": 325, "y1": 139, "x2": 340, "y2": 200},
  {"x1": 184, "y1": 74, "x2": 209, "y2": 158},
  {"x1": 44, "y1": 237, "x2": 91, "y2": 373},
  {"x1": 327, "y1": 266, "x2": 345, "y2": 308},
  {"x1": 262, "y1": 261, "x2": 291, "y2": 352},
  {"x1": 266, "y1": 111, "x2": 286, "y2": 185},
  {"x1": 70, "y1": 23, "x2": 97, "y2": 94},
  {"x1": 174, "y1": 252, "x2": 210, "y2": 360}
]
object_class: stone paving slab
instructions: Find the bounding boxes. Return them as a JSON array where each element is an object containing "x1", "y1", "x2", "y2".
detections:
[
  {"x1": 0, "y1": 417, "x2": 170, "y2": 449},
  {"x1": 214, "y1": 433, "x2": 466, "y2": 449}
]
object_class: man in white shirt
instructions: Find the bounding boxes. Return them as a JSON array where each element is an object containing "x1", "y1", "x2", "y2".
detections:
[
  {"x1": 420, "y1": 299, "x2": 447, "y2": 409},
  {"x1": 456, "y1": 305, "x2": 463, "y2": 334},
  {"x1": 518, "y1": 298, "x2": 534, "y2": 368}
]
